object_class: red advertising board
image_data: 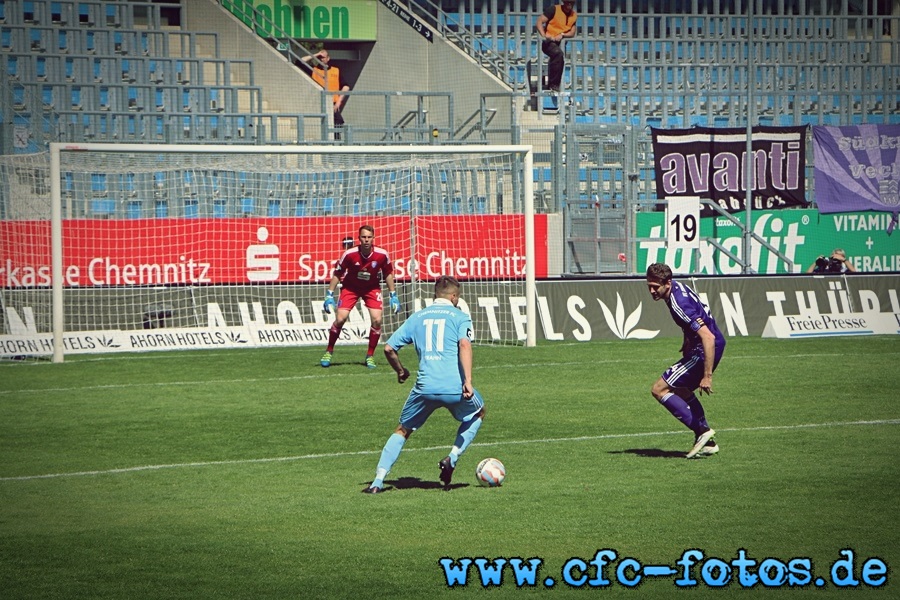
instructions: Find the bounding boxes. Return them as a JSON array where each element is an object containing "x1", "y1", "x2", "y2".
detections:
[{"x1": 1, "y1": 215, "x2": 548, "y2": 287}]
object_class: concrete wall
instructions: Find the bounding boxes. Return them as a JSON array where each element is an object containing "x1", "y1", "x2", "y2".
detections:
[
  {"x1": 183, "y1": 1, "x2": 512, "y2": 141},
  {"x1": 183, "y1": 0, "x2": 320, "y2": 117},
  {"x1": 351, "y1": 4, "x2": 512, "y2": 139}
]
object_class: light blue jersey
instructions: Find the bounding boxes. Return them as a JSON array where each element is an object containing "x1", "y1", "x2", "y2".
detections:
[
  {"x1": 368, "y1": 292, "x2": 485, "y2": 490},
  {"x1": 386, "y1": 298, "x2": 474, "y2": 396}
]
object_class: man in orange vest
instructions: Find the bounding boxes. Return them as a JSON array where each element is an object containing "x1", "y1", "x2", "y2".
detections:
[
  {"x1": 303, "y1": 49, "x2": 350, "y2": 139},
  {"x1": 536, "y1": 0, "x2": 578, "y2": 93}
]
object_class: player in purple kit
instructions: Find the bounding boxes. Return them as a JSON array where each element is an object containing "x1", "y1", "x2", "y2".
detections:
[
  {"x1": 321, "y1": 224, "x2": 400, "y2": 369},
  {"x1": 646, "y1": 263, "x2": 725, "y2": 458}
]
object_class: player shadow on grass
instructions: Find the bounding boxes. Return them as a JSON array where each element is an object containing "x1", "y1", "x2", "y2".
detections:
[
  {"x1": 360, "y1": 477, "x2": 469, "y2": 492},
  {"x1": 608, "y1": 448, "x2": 687, "y2": 459}
]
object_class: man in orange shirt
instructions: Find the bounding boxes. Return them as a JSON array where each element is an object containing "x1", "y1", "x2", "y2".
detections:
[
  {"x1": 303, "y1": 49, "x2": 350, "y2": 139},
  {"x1": 536, "y1": 1, "x2": 578, "y2": 93}
]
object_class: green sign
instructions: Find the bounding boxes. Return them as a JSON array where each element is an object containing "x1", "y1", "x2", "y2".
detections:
[
  {"x1": 224, "y1": 0, "x2": 378, "y2": 41},
  {"x1": 635, "y1": 209, "x2": 900, "y2": 274}
]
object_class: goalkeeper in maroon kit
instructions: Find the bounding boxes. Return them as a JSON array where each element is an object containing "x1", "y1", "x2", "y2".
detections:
[{"x1": 321, "y1": 224, "x2": 401, "y2": 369}]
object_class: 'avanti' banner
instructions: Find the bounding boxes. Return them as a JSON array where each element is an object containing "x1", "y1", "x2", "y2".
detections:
[{"x1": 651, "y1": 126, "x2": 808, "y2": 215}]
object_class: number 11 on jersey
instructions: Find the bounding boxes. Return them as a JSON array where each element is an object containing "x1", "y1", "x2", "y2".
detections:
[{"x1": 424, "y1": 318, "x2": 446, "y2": 352}]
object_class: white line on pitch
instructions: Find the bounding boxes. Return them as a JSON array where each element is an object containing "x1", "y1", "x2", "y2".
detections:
[
  {"x1": 2, "y1": 419, "x2": 898, "y2": 483},
  {"x1": 5, "y1": 352, "x2": 896, "y2": 397}
]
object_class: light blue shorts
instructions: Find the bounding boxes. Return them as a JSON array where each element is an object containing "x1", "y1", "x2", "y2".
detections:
[{"x1": 398, "y1": 389, "x2": 485, "y2": 432}]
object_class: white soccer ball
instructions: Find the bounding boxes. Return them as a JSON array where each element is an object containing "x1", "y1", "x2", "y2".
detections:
[{"x1": 475, "y1": 457, "x2": 506, "y2": 487}]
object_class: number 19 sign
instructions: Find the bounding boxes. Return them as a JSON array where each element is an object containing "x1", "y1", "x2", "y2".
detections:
[{"x1": 666, "y1": 196, "x2": 701, "y2": 251}]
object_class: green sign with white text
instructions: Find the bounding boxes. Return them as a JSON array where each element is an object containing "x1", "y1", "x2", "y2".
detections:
[
  {"x1": 224, "y1": 0, "x2": 377, "y2": 41},
  {"x1": 635, "y1": 209, "x2": 900, "y2": 274}
]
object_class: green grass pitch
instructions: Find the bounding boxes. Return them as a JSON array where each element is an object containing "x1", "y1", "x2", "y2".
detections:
[{"x1": 1, "y1": 336, "x2": 898, "y2": 599}]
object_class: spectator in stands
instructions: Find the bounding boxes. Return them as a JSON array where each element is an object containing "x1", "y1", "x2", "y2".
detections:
[
  {"x1": 302, "y1": 49, "x2": 350, "y2": 140},
  {"x1": 536, "y1": 0, "x2": 578, "y2": 93},
  {"x1": 806, "y1": 248, "x2": 857, "y2": 274}
]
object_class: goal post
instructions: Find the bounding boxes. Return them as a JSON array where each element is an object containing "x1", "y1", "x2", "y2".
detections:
[{"x1": 2, "y1": 143, "x2": 536, "y2": 362}]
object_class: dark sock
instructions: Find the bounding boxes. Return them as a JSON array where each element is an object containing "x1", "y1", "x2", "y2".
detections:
[
  {"x1": 659, "y1": 392, "x2": 694, "y2": 430},
  {"x1": 685, "y1": 394, "x2": 710, "y2": 433}
]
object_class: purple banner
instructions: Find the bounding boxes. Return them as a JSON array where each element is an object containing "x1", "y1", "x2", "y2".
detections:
[
  {"x1": 652, "y1": 126, "x2": 807, "y2": 215},
  {"x1": 813, "y1": 125, "x2": 900, "y2": 219}
]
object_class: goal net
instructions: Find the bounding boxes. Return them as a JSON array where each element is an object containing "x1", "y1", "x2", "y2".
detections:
[{"x1": 1, "y1": 144, "x2": 535, "y2": 361}]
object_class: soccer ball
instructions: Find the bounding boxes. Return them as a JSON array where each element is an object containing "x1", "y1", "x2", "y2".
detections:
[{"x1": 475, "y1": 457, "x2": 506, "y2": 487}]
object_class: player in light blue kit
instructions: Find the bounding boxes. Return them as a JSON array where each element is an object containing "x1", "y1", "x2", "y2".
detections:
[
  {"x1": 363, "y1": 276, "x2": 485, "y2": 493},
  {"x1": 646, "y1": 263, "x2": 726, "y2": 459}
]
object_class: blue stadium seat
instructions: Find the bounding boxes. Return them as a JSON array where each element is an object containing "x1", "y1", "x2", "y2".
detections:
[
  {"x1": 91, "y1": 199, "x2": 115, "y2": 217},
  {"x1": 91, "y1": 172, "x2": 107, "y2": 194},
  {"x1": 126, "y1": 200, "x2": 142, "y2": 219}
]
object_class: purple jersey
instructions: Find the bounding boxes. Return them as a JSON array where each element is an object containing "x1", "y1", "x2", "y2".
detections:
[{"x1": 666, "y1": 280, "x2": 726, "y2": 357}]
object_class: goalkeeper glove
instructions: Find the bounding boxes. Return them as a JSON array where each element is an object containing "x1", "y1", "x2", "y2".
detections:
[
  {"x1": 323, "y1": 290, "x2": 336, "y2": 314},
  {"x1": 389, "y1": 291, "x2": 401, "y2": 314}
]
